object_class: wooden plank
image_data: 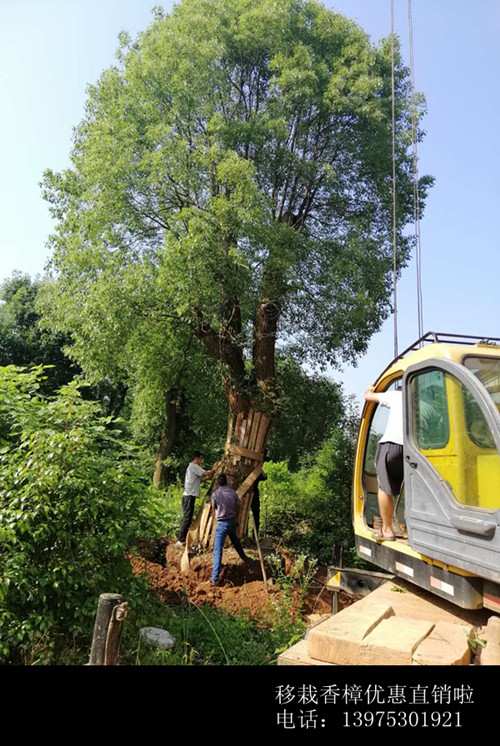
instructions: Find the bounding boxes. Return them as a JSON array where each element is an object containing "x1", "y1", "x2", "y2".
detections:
[
  {"x1": 255, "y1": 413, "x2": 270, "y2": 453},
  {"x1": 248, "y1": 412, "x2": 261, "y2": 451},
  {"x1": 199, "y1": 500, "x2": 210, "y2": 543},
  {"x1": 243, "y1": 411, "x2": 253, "y2": 449},
  {"x1": 225, "y1": 413, "x2": 234, "y2": 453},
  {"x1": 238, "y1": 492, "x2": 252, "y2": 537},
  {"x1": 202, "y1": 504, "x2": 214, "y2": 546},
  {"x1": 236, "y1": 464, "x2": 263, "y2": 498},
  {"x1": 181, "y1": 531, "x2": 192, "y2": 573},
  {"x1": 207, "y1": 513, "x2": 216, "y2": 547},
  {"x1": 227, "y1": 444, "x2": 263, "y2": 461},
  {"x1": 253, "y1": 521, "x2": 268, "y2": 592},
  {"x1": 236, "y1": 412, "x2": 245, "y2": 447}
]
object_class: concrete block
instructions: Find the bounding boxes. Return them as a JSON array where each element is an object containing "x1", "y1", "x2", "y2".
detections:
[
  {"x1": 359, "y1": 617, "x2": 434, "y2": 665},
  {"x1": 412, "y1": 622, "x2": 472, "y2": 665},
  {"x1": 308, "y1": 604, "x2": 394, "y2": 665}
]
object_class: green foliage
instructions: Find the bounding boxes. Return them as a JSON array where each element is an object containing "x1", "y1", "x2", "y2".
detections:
[
  {"x1": 111, "y1": 594, "x2": 304, "y2": 665},
  {"x1": 0, "y1": 273, "x2": 77, "y2": 392},
  {"x1": 268, "y1": 551, "x2": 317, "y2": 637},
  {"x1": 269, "y1": 356, "x2": 344, "y2": 467},
  {"x1": 0, "y1": 366, "x2": 159, "y2": 663},
  {"x1": 261, "y1": 416, "x2": 358, "y2": 565},
  {"x1": 40, "y1": 0, "x2": 433, "y2": 423}
]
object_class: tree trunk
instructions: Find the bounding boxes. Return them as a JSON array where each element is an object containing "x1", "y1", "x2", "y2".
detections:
[
  {"x1": 153, "y1": 389, "x2": 178, "y2": 488},
  {"x1": 189, "y1": 407, "x2": 272, "y2": 550}
]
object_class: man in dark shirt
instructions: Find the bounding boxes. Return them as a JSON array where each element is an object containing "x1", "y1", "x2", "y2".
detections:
[{"x1": 210, "y1": 473, "x2": 249, "y2": 585}]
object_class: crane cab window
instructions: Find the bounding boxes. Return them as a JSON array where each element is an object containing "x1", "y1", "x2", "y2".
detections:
[
  {"x1": 412, "y1": 369, "x2": 449, "y2": 450},
  {"x1": 410, "y1": 368, "x2": 500, "y2": 510},
  {"x1": 463, "y1": 356, "x2": 500, "y2": 414}
]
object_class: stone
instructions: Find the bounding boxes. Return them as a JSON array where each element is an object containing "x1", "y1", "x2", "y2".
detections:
[
  {"x1": 140, "y1": 627, "x2": 176, "y2": 650},
  {"x1": 308, "y1": 604, "x2": 394, "y2": 665},
  {"x1": 483, "y1": 615, "x2": 500, "y2": 643},
  {"x1": 305, "y1": 613, "x2": 330, "y2": 628},
  {"x1": 480, "y1": 642, "x2": 500, "y2": 665},
  {"x1": 359, "y1": 617, "x2": 434, "y2": 665},
  {"x1": 412, "y1": 622, "x2": 472, "y2": 665},
  {"x1": 479, "y1": 615, "x2": 500, "y2": 665},
  {"x1": 278, "y1": 639, "x2": 335, "y2": 666}
]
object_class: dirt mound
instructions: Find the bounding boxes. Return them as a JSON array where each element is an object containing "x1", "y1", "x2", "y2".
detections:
[{"x1": 131, "y1": 540, "x2": 349, "y2": 623}]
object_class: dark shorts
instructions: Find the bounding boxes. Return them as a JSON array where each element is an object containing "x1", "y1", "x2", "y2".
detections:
[{"x1": 375, "y1": 442, "x2": 404, "y2": 497}]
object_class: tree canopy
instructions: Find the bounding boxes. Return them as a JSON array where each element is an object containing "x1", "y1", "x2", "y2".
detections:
[
  {"x1": 0, "y1": 273, "x2": 77, "y2": 391},
  {"x1": 41, "y1": 0, "x2": 432, "y2": 418}
]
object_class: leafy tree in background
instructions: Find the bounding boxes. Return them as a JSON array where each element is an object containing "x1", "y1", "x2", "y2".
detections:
[
  {"x1": 41, "y1": 0, "x2": 432, "y2": 493},
  {"x1": 268, "y1": 356, "x2": 348, "y2": 468},
  {"x1": 0, "y1": 273, "x2": 77, "y2": 391}
]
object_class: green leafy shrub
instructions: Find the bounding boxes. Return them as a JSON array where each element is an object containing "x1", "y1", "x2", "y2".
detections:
[
  {"x1": 0, "y1": 366, "x2": 159, "y2": 663},
  {"x1": 261, "y1": 421, "x2": 358, "y2": 565}
]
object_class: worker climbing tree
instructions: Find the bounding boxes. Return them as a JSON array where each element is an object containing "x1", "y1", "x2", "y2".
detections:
[{"x1": 40, "y1": 0, "x2": 433, "y2": 549}]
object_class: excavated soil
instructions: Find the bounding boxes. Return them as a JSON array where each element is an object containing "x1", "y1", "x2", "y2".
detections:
[{"x1": 131, "y1": 539, "x2": 353, "y2": 625}]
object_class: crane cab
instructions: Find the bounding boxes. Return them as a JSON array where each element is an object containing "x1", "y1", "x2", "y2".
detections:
[{"x1": 353, "y1": 332, "x2": 500, "y2": 610}]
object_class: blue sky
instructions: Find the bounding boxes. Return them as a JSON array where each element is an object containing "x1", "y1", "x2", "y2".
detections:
[{"x1": 1, "y1": 1, "x2": 499, "y2": 403}]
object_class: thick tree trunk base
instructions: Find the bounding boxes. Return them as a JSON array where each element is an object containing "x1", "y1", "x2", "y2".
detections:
[{"x1": 186, "y1": 408, "x2": 271, "y2": 554}]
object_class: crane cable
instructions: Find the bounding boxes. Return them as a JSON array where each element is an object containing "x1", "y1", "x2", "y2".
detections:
[
  {"x1": 408, "y1": 0, "x2": 424, "y2": 338},
  {"x1": 390, "y1": 0, "x2": 398, "y2": 357},
  {"x1": 390, "y1": 0, "x2": 425, "y2": 356}
]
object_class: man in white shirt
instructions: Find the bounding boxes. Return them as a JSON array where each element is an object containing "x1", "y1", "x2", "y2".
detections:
[
  {"x1": 364, "y1": 385, "x2": 404, "y2": 541},
  {"x1": 176, "y1": 451, "x2": 216, "y2": 546}
]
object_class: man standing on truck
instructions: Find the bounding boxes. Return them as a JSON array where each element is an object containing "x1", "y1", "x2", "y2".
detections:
[{"x1": 364, "y1": 384, "x2": 404, "y2": 541}]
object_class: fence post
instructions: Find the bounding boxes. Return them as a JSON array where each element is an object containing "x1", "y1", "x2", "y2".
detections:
[{"x1": 89, "y1": 593, "x2": 128, "y2": 665}]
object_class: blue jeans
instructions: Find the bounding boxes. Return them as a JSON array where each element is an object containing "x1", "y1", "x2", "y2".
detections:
[{"x1": 211, "y1": 519, "x2": 247, "y2": 583}]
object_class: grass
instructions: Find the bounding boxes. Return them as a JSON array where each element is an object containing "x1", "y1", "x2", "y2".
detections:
[{"x1": 120, "y1": 595, "x2": 305, "y2": 666}]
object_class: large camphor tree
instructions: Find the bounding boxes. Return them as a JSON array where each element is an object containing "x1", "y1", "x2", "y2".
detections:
[{"x1": 41, "y1": 0, "x2": 432, "y2": 545}]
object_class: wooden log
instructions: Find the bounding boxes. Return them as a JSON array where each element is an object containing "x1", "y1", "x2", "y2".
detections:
[{"x1": 89, "y1": 593, "x2": 126, "y2": 666}]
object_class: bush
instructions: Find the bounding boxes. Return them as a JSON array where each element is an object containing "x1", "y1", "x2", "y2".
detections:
[
  {"x1": 0, "y1": 366, "x2": 160, "y2": 663},
  {"x1": 261, "y1": 422, "x2": 358, "y2": 565}
]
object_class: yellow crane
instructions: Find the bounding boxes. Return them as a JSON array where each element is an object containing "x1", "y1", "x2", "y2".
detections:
[{"x1": 352, "y1": 332, "x2": 500, "y2": 611}]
